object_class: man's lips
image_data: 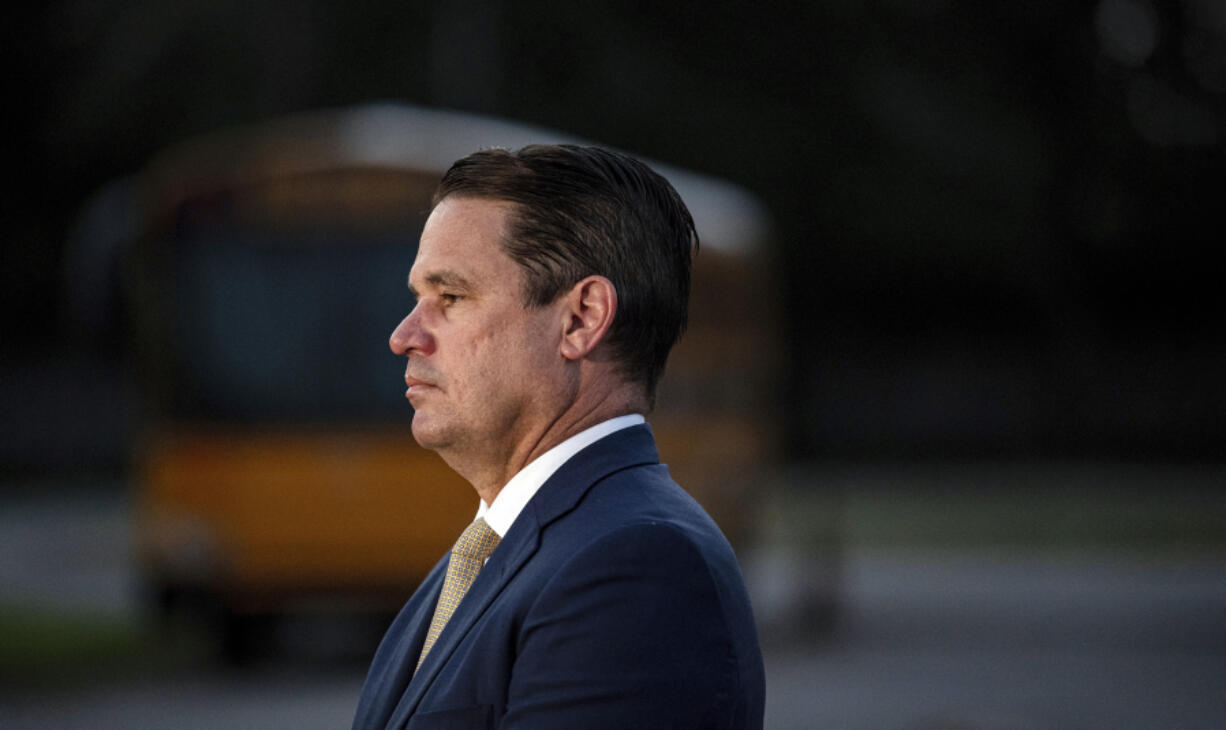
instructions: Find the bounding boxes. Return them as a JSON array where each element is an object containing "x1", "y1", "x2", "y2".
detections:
[{"x1": 404, "y1": 373, "x2": 438, "y2": 398}]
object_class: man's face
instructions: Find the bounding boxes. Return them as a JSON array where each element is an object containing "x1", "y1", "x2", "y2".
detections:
[{"x1": 390, "y1": 197, "x2": 569, "y2": 465}]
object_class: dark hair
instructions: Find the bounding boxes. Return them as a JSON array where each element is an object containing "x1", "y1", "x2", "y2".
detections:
[{"x1": 432, "y1": 144, "x2": 698, "y2": 404}]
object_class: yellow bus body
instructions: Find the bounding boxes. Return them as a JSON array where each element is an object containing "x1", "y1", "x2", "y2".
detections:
[{"x1": 122, "y1": 105, "x2": 778, "y2": 640}]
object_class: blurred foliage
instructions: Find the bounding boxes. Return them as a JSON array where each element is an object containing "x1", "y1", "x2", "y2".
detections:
[
  {"x1": 9, "y1": 0, "x2": 1224, "y2": 461},
  {"x1": 0, "y1": 604, "x2": 155, "y2": 684},
  {"x1": 839, "y1": 466, "x2": 1226, "y2": 550}
]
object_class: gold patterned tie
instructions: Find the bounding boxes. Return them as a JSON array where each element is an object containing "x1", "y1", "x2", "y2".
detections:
[{"x1": 416, "y1": 517, "x2": 501, "y2": 672}]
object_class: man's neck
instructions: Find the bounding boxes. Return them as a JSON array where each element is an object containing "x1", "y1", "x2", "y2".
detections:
[
  {"x1": 448, "y1": 385, "x2": 647, "y2": 505},
  {"x1": 476, "y1": 413, "x2": 645, "y2": 537}
]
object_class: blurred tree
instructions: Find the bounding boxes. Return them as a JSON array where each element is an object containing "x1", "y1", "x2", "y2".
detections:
[{"x1": 8, "y1": 0, "x2": 1223, "y2": 464}]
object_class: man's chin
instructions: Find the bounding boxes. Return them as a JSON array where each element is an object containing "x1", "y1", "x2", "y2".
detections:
[{"x1": 409, "y1": 416, "x2": 451, "y2": 452}]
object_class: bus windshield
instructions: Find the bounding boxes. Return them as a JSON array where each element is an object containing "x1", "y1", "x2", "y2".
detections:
[{"x1": 159, "y1": 208, "x2": 420, "y2": 424}]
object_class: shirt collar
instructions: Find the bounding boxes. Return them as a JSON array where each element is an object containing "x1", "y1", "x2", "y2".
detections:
[{"x1": 476, "y1": 414, "x2": 645, "y2": 537}]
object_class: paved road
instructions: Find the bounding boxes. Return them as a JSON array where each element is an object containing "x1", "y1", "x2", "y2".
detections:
[
  {"x1": 769, "y1": 550, "x2": 1226, "y2": 729},
  {"x1": 2, "y1": 489, "x2": 1224, "y2": 729}
]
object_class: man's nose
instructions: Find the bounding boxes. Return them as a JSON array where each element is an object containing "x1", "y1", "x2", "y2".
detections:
[{"x1": 390, "y1": 306, "x2": 433, "y2": 356}]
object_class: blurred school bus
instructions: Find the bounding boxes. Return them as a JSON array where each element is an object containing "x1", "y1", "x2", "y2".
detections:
[{"x1": 119, "y1": 104, "x2": 782, "y2": 658}]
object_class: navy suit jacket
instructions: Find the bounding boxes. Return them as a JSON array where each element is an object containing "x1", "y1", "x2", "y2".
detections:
[{"x1": 351, "y1": 424, "x2": 765, "y2": 729}]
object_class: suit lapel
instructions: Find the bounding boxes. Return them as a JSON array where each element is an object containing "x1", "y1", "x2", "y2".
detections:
[
  {"x1": 528, "y1": 423, "x2": 659, "y2": 527},
  {"x1": 397, "y1": 583, "x2": 439, "y2": 674},
  {"x1": 352, "y1": 560, "x2": 443, "y2": 730},
  {"x1": 385, "y1": 424, "x2": 660, "y2": 728},
  {"x1": 385, "y1": 514, "x2": 542, "y2": 729}
]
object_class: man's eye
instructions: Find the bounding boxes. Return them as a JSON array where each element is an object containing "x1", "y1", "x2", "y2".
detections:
[{"x1": 440, "y1": 293, "x2": 460, "y2": 305}]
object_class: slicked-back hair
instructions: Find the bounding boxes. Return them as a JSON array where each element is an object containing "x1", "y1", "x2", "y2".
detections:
[{"x1": 432, "y1": 144, "x2": 698, "y2": 405}]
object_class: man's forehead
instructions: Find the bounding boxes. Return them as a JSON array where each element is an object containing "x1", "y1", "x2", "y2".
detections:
[
  {"x1": 423, "y1": 195, "x2": 515, "y2": 236},
  {"x1": 409, "y1": 198, "x2": 501, "y2": 267}
]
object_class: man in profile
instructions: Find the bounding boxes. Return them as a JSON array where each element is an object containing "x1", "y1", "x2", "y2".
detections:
[{"x1": 352, "y1": 144, "x2": 765, "y2": 729}]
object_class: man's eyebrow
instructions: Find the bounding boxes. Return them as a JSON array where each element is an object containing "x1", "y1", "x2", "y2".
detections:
[{"x1": 407, "y1": 270, "x2": 473, "y2": 298}]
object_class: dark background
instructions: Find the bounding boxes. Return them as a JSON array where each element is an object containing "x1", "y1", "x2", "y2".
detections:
[
  {"x1": 6, "y1": 0, "x2": 1224, "y2": 472},
  {"x1": 4, "y1": 6, "x2": 1225, "y2": 728}
]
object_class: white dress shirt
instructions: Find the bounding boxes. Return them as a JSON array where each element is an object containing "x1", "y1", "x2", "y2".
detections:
[{"x1": 475, "y1": 414, "x2": 645, "y2": 539}]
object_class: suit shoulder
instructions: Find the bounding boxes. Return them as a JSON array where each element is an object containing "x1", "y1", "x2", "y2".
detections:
[
  {"x1": 520, "y1": 515, "x2": 765, "y2": 728},
  {"x1": 541, "y1": 509, "x2": 757, "y2": 643}
]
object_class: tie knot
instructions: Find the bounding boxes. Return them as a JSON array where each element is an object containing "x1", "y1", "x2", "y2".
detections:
[{"x1": 452, "y1": 517, "x2": 501, "y2": 561}]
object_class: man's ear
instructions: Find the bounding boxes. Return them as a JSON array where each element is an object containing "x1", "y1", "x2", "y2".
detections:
[{"x1": 559, "y1": 275, "x2": 617, "y2": 361}]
